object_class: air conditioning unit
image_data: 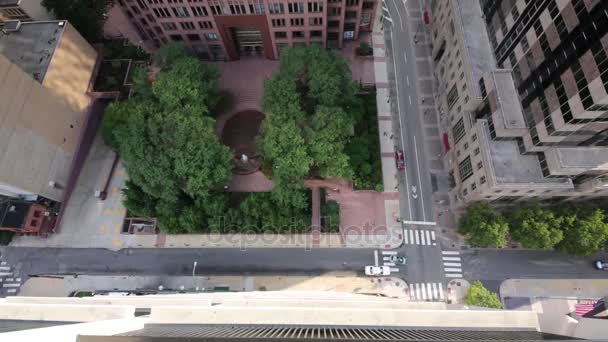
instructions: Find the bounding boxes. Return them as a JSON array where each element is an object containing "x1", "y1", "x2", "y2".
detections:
[{"x1": 2, "y1": 20, "x2": 21, "y2": 34}]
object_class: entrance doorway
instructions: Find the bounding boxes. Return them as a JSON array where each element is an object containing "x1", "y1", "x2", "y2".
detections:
[{"x1": 232, "y1": 26, "x2": 264, "y2": 57}]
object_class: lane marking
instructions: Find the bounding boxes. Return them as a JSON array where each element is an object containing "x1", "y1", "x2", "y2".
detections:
[
  {"x1": 402, "y1": 220, "x2": 436, "y2": 225},
  {"x1": 408, "y1": 95, "x2": 412, "y2": 105},
  {"x1": 0, "y1": 273, "x2": 10, "y2": 277},
  {"x1": 425, "y1": 230, "x2": 431, "y2": 244},
  {"x1": 7, "y1": 289, "x2": 17, "y2": 293},
  {"x1": 389, "y1": 0, "x2": 404, "y2": 31},
  {"x1": 3, "y1": 283, "x2": 20, "y2": 288},
  {"x1": 409, "y1": 230, "x2": 414, "y2": 244},
  {"x1": 431, "y1": 231, "x2": 436, "y2": 240},
  {"x1": 442, "y1": 257, "x2": 461, "y2": 261},
  {"x1": 388, "y1": 28, "x2": 413, "y2": 220},
  {"x1": 413, "y1": 135, "x2": 426, "y2": 221},
  {"x1": 445, "y1": 274, "x2": 462, "y2": 278},
  {"x1": 432, "y1": 283, "x2": 438, "y2": 299},
  {"x1": 382, "y1": 251, "x2": 397, "y2": 255},
  {"x1": 443, "y1": 262, "x2": 462, "y2": 267},
  {"x1": 415, "y1": 283, "x2": 421, "y2": 299},
  {"x1": 420, "y1": 230, "x2": 426, "y2": 245},
  {"x1": 442, "y1": 251, "x2": 460, "y2": 255},
  {"x1": 421, "y1": 284, "x2": 427, "y2": 300},
  {"x1": 390, "y1": 267, "x2": 399, "y2": 272},
  {"x1": 414, "y1": 230, "x2": 420, "y2": 244},
  {"x1": 385, "y1": 262, "x2": 396, "y2": 266},
  {"x1": 444, "y1": 268, "x2": 462, "y2": 273},
  {"x1": 427, "y1": 283, "x2": 433, "y2": 299},
  {"x1": 406, "y1": 75, "x2": 410, "y2": 85},
  {"x1": 383, "y1": 15, "x2": 393, "y2": 23},
  {"x1": 0, "y1": 266, "x2": 10, "y2": 271},
  {"x1": 374, "y1": 250, "x2": 379, "y2": 266},
  {"x1": 438, "y1": 283, "x2": 444, "y2": 299}
]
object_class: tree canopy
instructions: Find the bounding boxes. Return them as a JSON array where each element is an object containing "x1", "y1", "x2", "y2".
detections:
[
  {"x1": 42, "y1": 0, "x2": 114, "y2": 43},
  {"x1": 555, "y1": 205, "x2": 608, "y2": 256},
  {"x1": 102, "y1": 45, "x2": 233, "y2": 232},
  {"x1": 508, "y1": 205, "x2": 564, "y2": 249},
  {"x1": 465, "y1": 281, "x2": 502, "y2": 309},
  {"x1": 259, "y1": 45, "x2": 361, "y2": 186},
  {"x1": 458, "y1": 202, "x2": 509, "y2": 248}
]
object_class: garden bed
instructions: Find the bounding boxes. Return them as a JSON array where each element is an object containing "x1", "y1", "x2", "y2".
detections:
[
  {"x1": 320, "y1": 188, "x2": 340, "y2": 233},
  {"x1": 346, "y1": 90, "x2": 383, "y2": 190},
  {"x1": 93, "y1": 59, "x2": 131, "y2": 92}
]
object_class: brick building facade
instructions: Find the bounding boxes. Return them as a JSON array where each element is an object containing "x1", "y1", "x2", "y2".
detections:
[{"x1": 114, "y1": 0, "x2": 377, "y2": 60}]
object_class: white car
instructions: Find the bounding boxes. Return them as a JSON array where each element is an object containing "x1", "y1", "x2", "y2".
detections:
[{"x1": 364, "y1": 265, "x2": 391, "y2": 276}]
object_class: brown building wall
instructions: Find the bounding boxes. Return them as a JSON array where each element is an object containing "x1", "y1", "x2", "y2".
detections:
[
  {"x1": 43, "y1": 23, "x2": 98, "y2": 113},
  {"x1": 214, "y1": 14, "x2": 274, "y2": 60}
]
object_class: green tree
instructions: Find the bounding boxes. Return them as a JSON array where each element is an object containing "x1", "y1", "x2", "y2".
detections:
[
  {"x1": 152, "y1": 42, "x2": 193, "y2": 69},
  {"x1": 104, "y1": 54, "x2": 233, "y2": 233},
  {"x1": 458, "y1": 202, "x2": 509, "y2": 248},
  {"x1": 466, "y1": 280, "x2": 502, "y2": 309},
  {"x1": 555, "y1": 205, "x2": 608, "y2": 256},
  {"x1": 508, "y1": 205, "x2": 564, "y2": 249},
  {"x1": 259, "y1": 45, "x2": 358, "y2": 184},
  {"x1": 42, "y1": 0, "x2": 114, "y2": 43}
]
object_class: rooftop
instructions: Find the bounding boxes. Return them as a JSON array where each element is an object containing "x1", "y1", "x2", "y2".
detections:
[
  {"x1": 492, "y1": 70, "x2": 526, "y2": 129},
  {"x1": 0, "y1": 200, "x2": 30, "y2": 229},
  {"x1": 553, "y1": 147, "x2": 608, "y2": 172},
  {"x1": 0, "y1": 0, "x2": 20, "y2": 7},
  {"x1": 478, "y1": 120, "x2": 572, "y2": 187},
  {"x1": 0, "y1": 20, "x2": 66, "y2": 82}
]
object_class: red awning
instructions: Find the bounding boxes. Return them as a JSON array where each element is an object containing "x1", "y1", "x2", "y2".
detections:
[{"x1": 442, "y1": 133, "x2": 450, "y2": 152}]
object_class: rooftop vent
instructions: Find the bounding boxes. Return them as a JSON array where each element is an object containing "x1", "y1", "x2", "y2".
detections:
[{"x1": 1, "y1": 20, "x2": 21, "y2": 34}]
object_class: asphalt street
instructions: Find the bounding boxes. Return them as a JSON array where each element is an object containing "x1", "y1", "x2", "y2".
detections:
[{"x1": 383, "y1": 0, "x2": 434, "y2": 225}]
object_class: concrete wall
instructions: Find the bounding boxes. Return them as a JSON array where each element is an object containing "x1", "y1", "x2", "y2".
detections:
[
  {"x1": 0, "y1": 54, "x2": 81, "y2": 201},
  {"x1": 43, "y1": 22, "x2": 97, "y2": 113},
  {"x1": 18, "y1": 0, "x2": 53, "y2": 21}
]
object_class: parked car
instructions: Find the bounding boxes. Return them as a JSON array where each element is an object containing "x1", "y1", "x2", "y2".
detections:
[
  {"x1": 395, "y1": 150, "x2": 406, "y2": 169},
  {"x1": 364, "y1": 265, "x2": 391, "y2": 276},
  {"x1": 594, "y1": 260, "x2": 608, "y2": 270}
]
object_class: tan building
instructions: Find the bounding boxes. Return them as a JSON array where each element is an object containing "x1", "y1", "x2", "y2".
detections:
[
  {"x1": 0, "y1": 0, "x2": 51, "y2": 22},
  {"x1": 0, "y1": 20, "x2": 98, "y2": 203},
  {"x1": 427, "y1": 0, "x2": 608, "y2": 208}
]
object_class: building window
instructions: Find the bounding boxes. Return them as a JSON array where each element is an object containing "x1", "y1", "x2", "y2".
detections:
[
  {"x1": 288, "y1": 2, "x2": 305, "y2": 13},
  {"x1": 210, "y1": 5, "x2": 223, "y2": 15},
  {"x1": 180, "y1": 21, "x2": 195, "y2": 30},
  {"x1": 480, "y1": 176, "x2": 486, "y2": 184},
  {"x1": 362, "y1": 1, "x2": 373, "y2": 9},
  {"x1": 308, "y1": 1, "x2": 323, "y2": 12},
  {"x1": 330, "y1": 7, "x2": 341, "y2": 16},
  {"x1": 198, "y1": 21, "x2": 213, "y2": 29},
  {"x1": 290, "y1": 18, "x2": 304, "y2": 26},
  {"x1": 173, "y1": 7, "x2": 190, "y2": 17},
  {"x1": 346, "y1": 0, "x2": 359, "y2": 6},
  {"x1": 292, "y1": 31, "x2": 304, "y2": 38},
  {"x1": 328, "y1": 20, "x2": 340, "y2": 27},
  {"x1": 309, "y1": 17, "x2": 322, "y2": 25},
  {"x1": 458, "y1": 156, "x2": 473, "y2": 181},
  {"x1": 275, "y1": 31, "x2": 287, "y2": 39},
  {"x1": 205, "y1": 33, "x2": 219, "y2": 40},
  {"x1": 447, "y1": 84, "x2": 459, "y2": 110},
  {"x1": 170, "y1": 34, "x2": 183, "y2": 41},
  {"x1": 452, "y1": 118, "x2": 465, "y2": 143},
  {"x1": 249, "y1": 3, "x2": 265, "y2": 13},
  {"x1": 471, "y1": 182, "x2": 477, "y2": 190},
  {"x1": 310, "y1": 30, "x2": 322, "y2": 37},
  {"x1": 161, "y1": 22, "x2": 177, "y2": 30},
  {"x1": 474, "y1": 147, "x2": 480, "y2": 155},
  {"x1": 464, "y1": 142, "x2": 469, "y2": 150},
  {"x1": 269, "y1": 3, "x2": 284, "y2": 13},
  {"x1": 187, "y1": 33, "x2": 201, "y2": 40},
  {"x1": 192, "y1": 6, "x2": 208, "y2": 16},
  {"x1": 360, "y1": 12, "x2": 371, "y2": 25},
  {"x1": 463, "y1": 188, "x2": 468, "y2": 196},
  {"x1": 477, "y1": 161, "x2": 483, "y2": 170},
  {"x1": 472, "y1": 134, "x2": 477, "y2": 141},
  {"x1": 230, "y1": 4, "x2": 247, "y2": 14},
  {"x1": 345, "y1": 10, "x2": 357, "y2": 19},
  {"x1": 272, "y1": 18, "x2": 286, "y2": 27}
]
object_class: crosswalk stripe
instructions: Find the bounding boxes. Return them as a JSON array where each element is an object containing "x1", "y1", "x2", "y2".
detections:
[
  {"x1": 5, "y1": 278, "x2": 13, "y2": 282},
  {"x1": 385, "y1": 262, "x2": 396, "y2": 266},
  {"x1": 415, "y1": 284, "x2": 421, "y2": 299},
  {"x1": 425, "y1": 231, "x2": 431, "y2": 244},
  {"x1": 414, "y1": 230, "x2": 420, "y2": 244},
  {"x1": 420, "y1": 284, "x2": 427, "y2": 300},
  {"x1": 444, "y1": 268, "x2": 462, "y2": 273},
  {"x1": 15, "y1": 278, "x2": 21, "y2": 282},
  {"x1": 427, "y1": 283, "x2": 433, "y2": 299},
  {"x1": 409, "y1": 230, "x2": 414, "y2": 244},
  {"x1": 432, "y1": 283, "x2": 438, "y2": 299},
  {"x1": 404, "y1": 230, "x2": 409, "y2": 243},
  {"x1": 438, "y1": 283, "x2": 444, "y2": 299},
  {"x1": 0, "y1": 266, "x2": 10, "y2": 271},
  {"x1": 441, "y1": 251, "x2": 460, "y2": 255},
  {"x1": 420, "y1": 230, "x2": 426, "y2": 245},
  {"x1": 431, "y1": 231, "x2": 436, "y2": 241},
  {"x1": 381, "y1": 251, "x2": 397, "y2": 255},
  {"x1": 442, "y1": 256, "x2": 460, "y2": 261},
  {"x1": 390, "y1": 267, "x2": 399, "y2": 272},
  {"x1": 0, "y1": 272, "x2": 12, "y2": 276},
  {"x1": 3, "y1": 283, "x2": 20, "y2": 288},
  {"x1": 445, "y1": 273, "x2": 462, "y2": 278},
  {"x1": 0, "y1": 262, "x2": 6, "y2": 266},
  {"x1": 374, "y1": 250, "x2": 379, "y2": 266},
  {"x1": 443, "y1": 262, "x2": 461, "y2": 267},
  {"x1": 6, "y1": 289, "x2": 17, "y2": 293}
]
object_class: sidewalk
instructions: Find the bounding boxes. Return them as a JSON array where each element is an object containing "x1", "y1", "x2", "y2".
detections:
[
  {"x1": 19, "y1": 274, "x2": 410, "y2": 299},
  {"x1": 500, "y1": 279, "x2": 608, "y2": 301}
]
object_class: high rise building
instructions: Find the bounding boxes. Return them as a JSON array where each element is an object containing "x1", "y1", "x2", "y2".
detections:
[
  {"x1": 428, "y1": 0, "x2": 608, "y2": 208},
  {"x1": 0, "y1": 20, "x2": 98, "y2": 234},
  {"x1": 112, "y1": 0, "x2": 377, "y2": 60}
]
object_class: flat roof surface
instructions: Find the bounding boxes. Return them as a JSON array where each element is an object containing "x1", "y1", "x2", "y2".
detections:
[
  {"x1": 0, "y1": 21, "x2": 65, "y2": 82},
  {"x1": 0, "y1": 0, "x2": 20, "y2": 7},
  {"x1": 556, "y1": 147, "x2": 608, "y2": 169},
  {"x1": 493, "y1": 71, "x2": 526, "y2": 129},
  {"x1": 0, "y1": 200, "x2": 30, "y2": 229}
]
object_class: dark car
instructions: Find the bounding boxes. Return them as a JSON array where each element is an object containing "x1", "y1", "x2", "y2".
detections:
[
  {"x1": 595, "y1": 260, "x2": 608, "y2": 270},
  {"x1": 395, "y1": 150, "x2": 405, "y2": 169}
]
